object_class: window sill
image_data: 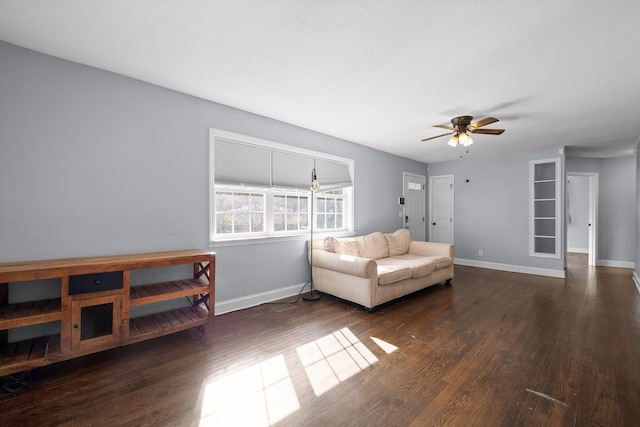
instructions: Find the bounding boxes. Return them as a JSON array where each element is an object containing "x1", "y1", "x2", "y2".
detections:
[{"x1": 209, "y1": 230, "x2": 355, "y2": 248}]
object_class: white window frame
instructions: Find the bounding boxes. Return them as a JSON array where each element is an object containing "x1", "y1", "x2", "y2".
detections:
[
  {"x1": 271, "y1": 190, "x2": 310, "y2": 234},
  {"x1": 315, "y1": 190, "x2": 347, "y2": 231},
  {"x1": 213, "y1": 188, "x2": 268, "y2": 238},
  {"x1": 209, "y1": 129, "x2": 354, "y2": 245}
]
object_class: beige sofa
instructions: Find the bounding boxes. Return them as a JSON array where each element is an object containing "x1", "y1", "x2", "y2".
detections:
[{"x1": 308, "y1": 229, "x2": 454, "y2": 310}]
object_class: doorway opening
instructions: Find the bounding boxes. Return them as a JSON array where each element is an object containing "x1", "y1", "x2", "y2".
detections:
[{"x1": 566, "y1": 172, "x2": 598, "y2": 266}]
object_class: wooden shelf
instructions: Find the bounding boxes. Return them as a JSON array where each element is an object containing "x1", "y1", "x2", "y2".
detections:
[
  {"x1": 128, "y1": 306, "x2": 209, "y2": 343},
  {"x1": 129, "y1": 279, "x2": 210, "y2": 307},
  {"x1": 0, "y1": 298, "x2": 62, "y2": 329},
  {"x1": 0, "y1": 335, "x2": 59, "y2": 376}
]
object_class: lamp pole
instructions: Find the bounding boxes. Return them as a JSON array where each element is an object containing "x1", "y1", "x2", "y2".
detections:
[{"x1": 304, "y1": 167, "x2": 321, "y2": 301}]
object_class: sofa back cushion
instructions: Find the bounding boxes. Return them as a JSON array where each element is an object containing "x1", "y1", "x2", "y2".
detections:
[
  {"x1": 385, "y1": 229, "x2": 412, "y2": 256},
  {"x1": 357, "y1": 232, "x2": 389, "y2": 259},
  {"x1": 324, "y1": 236, "x2": 360, "y2": 256}
]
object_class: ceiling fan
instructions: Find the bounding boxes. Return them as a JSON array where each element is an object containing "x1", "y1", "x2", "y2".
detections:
[{"x1": 422, "y1": 116, "x2": 505, "y2": 147}]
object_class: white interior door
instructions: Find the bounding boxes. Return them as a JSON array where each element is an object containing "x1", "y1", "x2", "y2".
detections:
[
  {"x1": 403, "y1": 172, "x2": 426, "y2": 241},
  {"x1": 429, "y1": 175, "x2": 454, "y2": 244}
]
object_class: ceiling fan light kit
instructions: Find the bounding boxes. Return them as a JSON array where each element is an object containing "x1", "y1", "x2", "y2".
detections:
[
  {"x1": 423, "y1": 115, "x2": 505, "y2": 147},
  {"x1": 452, "y1": 132, "x2": 473, "y2": 147}
]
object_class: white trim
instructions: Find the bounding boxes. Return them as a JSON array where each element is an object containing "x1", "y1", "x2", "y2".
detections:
[
  {"x1": 567, "y1": 247, "x2": 588, "y2": 254},
  {"x1": 209, "y1": 230, "x2": 354, "y2": 248},
  {"x1": 597, "y1": 259, "x2": 635, "y2": 269},
  {"x1": 455, "y1": 258, "x2": 566, "y2": 278},
  {"x1": 215, "y1": 260, "x2": 636, "y2": 315},
  {"x1": 633, "y1": 271, "x2": 640, "y2": 294},
  {"x1": 214, "y1": 283, "x2": 306, "y2": 315}
]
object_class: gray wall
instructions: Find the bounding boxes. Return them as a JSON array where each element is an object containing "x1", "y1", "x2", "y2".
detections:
[
  {"x1": 566, "y1": 156, "x2": 636, "y2": 264},
  {"x1": 0, "y1": 41, "x2": 427, "y2": 303},
  {"x1": 428, "y1": 147, "x2": 565, "y2": 273},
  {"x1": 600, "y1": 156, "x2": 636, "y2": 263}
]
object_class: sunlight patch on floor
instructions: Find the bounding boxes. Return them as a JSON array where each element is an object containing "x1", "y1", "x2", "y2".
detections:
[
  {"x1": 296, "y1": 327, "x2": 379, "y2": 396},
  {"x1": 198, "y1": 327, "x2": 398, "y2": 425},
  {"x1": 199, "y1": 354, "x2": 299, "y2": 426},
  {"x1": 370, "y1": 336, "x2": 398, "y2": 354}
]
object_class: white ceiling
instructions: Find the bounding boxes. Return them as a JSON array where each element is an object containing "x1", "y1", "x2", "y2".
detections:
[{"x1": 1, "y1": 0, "x2": 639, "y2": 163}]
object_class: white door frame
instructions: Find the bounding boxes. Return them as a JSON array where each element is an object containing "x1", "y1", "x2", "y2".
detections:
[
  {"x1": 429, "y1": 174, "x2": 454, "y2": 243},
  {"x1": 566, "y1": 171, "x2": 598, "y2": 266}
]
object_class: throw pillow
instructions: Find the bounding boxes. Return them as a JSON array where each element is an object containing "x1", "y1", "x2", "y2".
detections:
[
  {"x1": 357, "y1": 232, "x2": 389, "y2": 259},
  {"x1": 324, "y1": 236, "x2": 360, "y2": 256},
  {"x1": 385, "y1": 229, "x2": 412, "y2": 256}
]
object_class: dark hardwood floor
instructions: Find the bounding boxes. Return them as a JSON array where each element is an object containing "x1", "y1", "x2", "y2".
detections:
[{"x1": 2, "y1": 253, "x2": 639, "y2": 426}]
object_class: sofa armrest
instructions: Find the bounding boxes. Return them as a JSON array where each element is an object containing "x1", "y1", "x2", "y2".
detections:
[
  {"x1": 311, "y1": 250, "x2": 376, "y2": 278},
  {"x1": 408, "y1": 241, "x2": 454, "y2": 258}
]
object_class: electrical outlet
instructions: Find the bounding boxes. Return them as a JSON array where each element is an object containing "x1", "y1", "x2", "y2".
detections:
[{"x1": 478, "y1": 250, "x2": 483, "y2": 256}]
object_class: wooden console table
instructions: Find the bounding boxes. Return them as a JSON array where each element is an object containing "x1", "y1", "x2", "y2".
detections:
[{"x1": 0, "y1": 249, "x2": 215, "y2": 381}]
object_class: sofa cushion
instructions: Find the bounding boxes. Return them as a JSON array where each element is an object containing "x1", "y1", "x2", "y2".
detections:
[
  {"x1": 423, "y1": 256, "x2": 453, "y2": 270},
  {"x1": 379, "y1": 254, "x2": 436, "y2": 278},
  {"x1": 357, "y1": 232, "x2": 389, "y2": 260},
  {"x1": 384, "y1": 229, "x2": 412, "y2": 256},
  {"x1": 393, "y1": 254, "x2": 436, "y2": 277},
  {"x1": 324, "y1": 237, "x2": 360, "y2": 257},
  {"x1": 376, "y1": 263, "x2": 413, "y2": 285}
]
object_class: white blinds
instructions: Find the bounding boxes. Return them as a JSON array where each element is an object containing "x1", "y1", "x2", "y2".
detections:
[
  {"x1": 315, "y1": 157, "x2": 353, "y2": 190},
  {"x1": 214, "y1": 137, "x2": 353, "y2": 191},
  {"x1": 271, "y1": 150, "x2": 315, "y2": 190},
  {"x1": 214, "y1": 138, "x2": 271, "y2": 187}
]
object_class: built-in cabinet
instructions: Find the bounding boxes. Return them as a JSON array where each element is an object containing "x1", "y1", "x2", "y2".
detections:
[
  {"x1": 0, "y1": 249, "x2": 215, "y2": 379},
  {"x1": 530, "y1": 158, "x2": 561, "y2": 258}
]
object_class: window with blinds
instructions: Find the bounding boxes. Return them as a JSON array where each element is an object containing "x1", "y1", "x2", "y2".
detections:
[{"x1": 209, "y1": 129, "x2": 354, "y2": 242}]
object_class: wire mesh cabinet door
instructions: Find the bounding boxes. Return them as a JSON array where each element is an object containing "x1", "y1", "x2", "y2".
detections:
[{"x1": 71, "y1": 295, "x2": 122, "y2": 351}]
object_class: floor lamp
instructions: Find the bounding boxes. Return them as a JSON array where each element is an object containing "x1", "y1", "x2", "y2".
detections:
[{"x1": 304, "y1": 166, "x2": 321, "y2": 301}]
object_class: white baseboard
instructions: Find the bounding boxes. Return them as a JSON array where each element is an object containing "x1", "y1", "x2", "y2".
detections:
[
  {"x1": 455, "y1": 258, "x2": 565, "y2": 279},
  {"x1": 597, "y1": 260, "x2": 635, "y2": 269},
  {"x1": 215, "y1": 261, "x2": 637, "y2": 315},
  {"x1": 214, "y1": 282, "x2": 307, "y2": 315},
  {"x1": 568, "y1": 247, "x2": 588, "y2": 254}
]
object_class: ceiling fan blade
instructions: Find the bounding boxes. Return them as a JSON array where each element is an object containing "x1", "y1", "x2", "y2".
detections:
[
  {"x1": 422, "y1": 131, "x2": 455, "y2": 142},
  {"x1": 469, "y1": 117, "x2": 499, "y2": 129},
  {"x1": 469, "y1": 128, "x2": 505, "y2": 135},
  {"x1": 434, "y1": 124, "x2": 457, "y2": 131}
]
